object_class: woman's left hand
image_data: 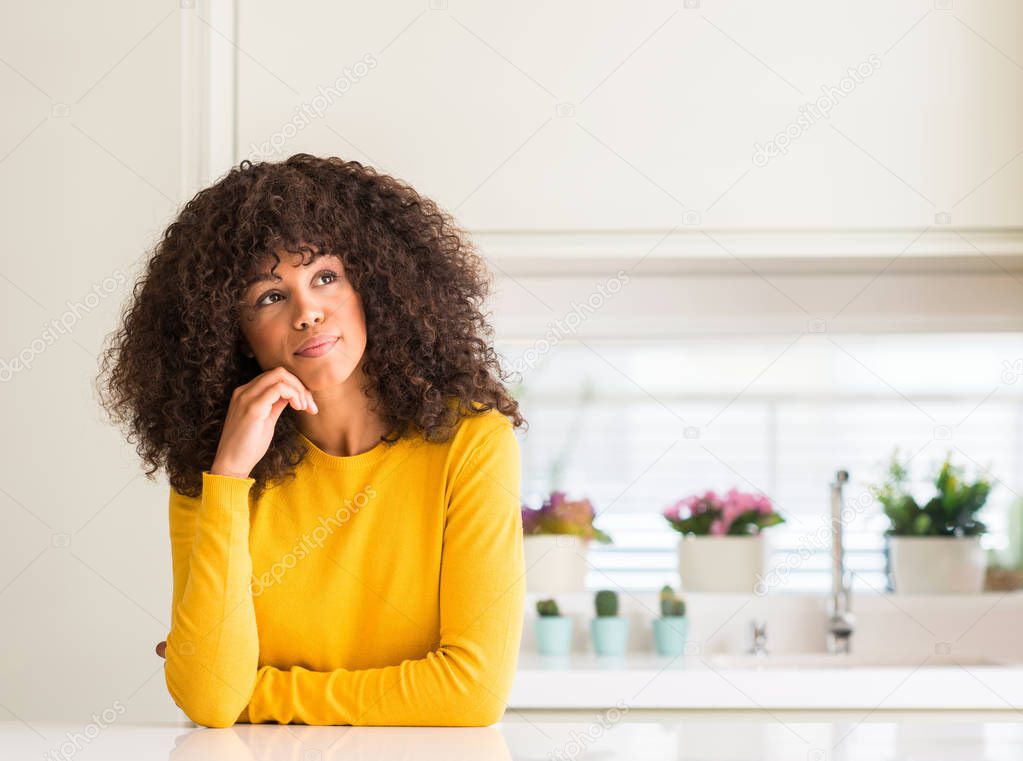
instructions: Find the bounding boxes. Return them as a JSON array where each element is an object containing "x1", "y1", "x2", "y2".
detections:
[{"x1": 155, "y1": 640, "x2": 166, "y2": 658}]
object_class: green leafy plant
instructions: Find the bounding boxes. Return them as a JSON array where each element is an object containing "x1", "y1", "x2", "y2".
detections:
[
  {"x1": 658, "y1": 584, "x2": 686, "y2": 617},
  {"x1": 872, "y1": 449, "x2": 993, "y2": 537},
  {"x1": 594, "y1": 589, "x2": 619, "y2": 617},
  {"x1": 536, "y1": 598, "x2": 561, "y2": 617}
]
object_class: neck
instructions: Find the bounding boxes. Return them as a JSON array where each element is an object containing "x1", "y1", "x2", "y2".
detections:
[{"x1": 296, "y1": 368, "x2": 391, "y2": 457}]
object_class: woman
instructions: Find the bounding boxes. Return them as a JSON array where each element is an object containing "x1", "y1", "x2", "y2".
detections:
[{"x1": 96, "y1": 154, "x2": 528, "y2": 728}]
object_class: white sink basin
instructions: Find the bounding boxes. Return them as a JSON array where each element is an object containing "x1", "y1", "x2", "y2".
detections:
[{"x1": 706, "y1": 652, "x2": 1013, "y2": 669}]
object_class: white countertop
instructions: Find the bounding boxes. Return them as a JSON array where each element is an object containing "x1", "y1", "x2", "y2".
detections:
[
  {"x1": 7, "y1": 717, "x2": 1023, "y2": 759},
  {"x1": 509, "y1": 653, "x2": 1023, "y2": 710}
]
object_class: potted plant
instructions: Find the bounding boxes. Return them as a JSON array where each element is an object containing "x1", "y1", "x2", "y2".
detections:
[
  {"x1": 663, "y1": 487, "x2": 785, "y2": 593},
  {"x1": 521, "y1": 491, "x2": 612, "y2": 594},
  {"x1": 652, "y1": 585, "x2": 687, "y2": 656},
  {"x1": 590, "y1": 589, "x2": 629, "y2": 656},
  {"x1": 534, "y1": 598, "x2": 573, "y2": 656},
  {"x1": 872, "y1": 449, "x2": 993, "y2": 594}
]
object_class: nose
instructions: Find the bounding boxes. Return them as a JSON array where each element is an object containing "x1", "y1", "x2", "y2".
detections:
[{"x1": 291, "y1": 290, "x2": 324, "y2": 330}]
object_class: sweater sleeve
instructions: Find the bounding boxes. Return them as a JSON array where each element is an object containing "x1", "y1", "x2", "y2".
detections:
[
  {"x1": 238, "y1": 421, "x2": 526, "y2": 726},
  {"x1": 164, "y1": 471, "x2": 260, "y2": 728}
]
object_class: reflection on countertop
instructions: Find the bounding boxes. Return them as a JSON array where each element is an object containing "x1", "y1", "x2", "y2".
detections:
[{"x1": 7, "y1": 716, "x2": 1023, "y2": 760}]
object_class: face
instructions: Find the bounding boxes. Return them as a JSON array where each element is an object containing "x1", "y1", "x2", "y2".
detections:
[{"x1": 238, "y1": 250, "x2": 368, "y2": 391}]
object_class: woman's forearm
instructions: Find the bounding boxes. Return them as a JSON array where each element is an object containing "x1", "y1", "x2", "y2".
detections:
[{"x1": 164, "y1": 472, "x2": 260, "y2": 728}]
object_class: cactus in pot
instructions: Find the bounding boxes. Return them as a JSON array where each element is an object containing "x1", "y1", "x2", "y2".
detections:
[
  {"x1": 595, "y1": 590, "x2": 619, "y2": 617},
  {"x1": 534, "y1": 598, "x2": 573, "y2": 656},
  {"x1": 537, "y1": 598, "x2": 561, "y2": 617},
  {"x1": 659, "y1": 584, "x2": 686, "y2": 617},
  {"x1": 590, "y1": 589, "x2": 629, "y2": 656},
  {"x1": 653, "y1": 585, "x2": 688, "y2": 656}
]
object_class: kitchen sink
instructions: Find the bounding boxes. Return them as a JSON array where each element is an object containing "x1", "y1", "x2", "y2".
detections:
[{"x1": 706, "y1": 652, "x2": 1013, "y2": 669}]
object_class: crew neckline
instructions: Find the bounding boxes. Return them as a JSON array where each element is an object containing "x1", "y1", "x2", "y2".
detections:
[{"x1": 296, "y1": 429, "x2": 400, "y2": 470}]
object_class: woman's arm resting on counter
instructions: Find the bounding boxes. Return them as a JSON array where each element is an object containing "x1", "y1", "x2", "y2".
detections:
[
  {"x1": 237, "y1": 422, "x2": 526, "y2": 726},
  {"x1": 164, "y1": 472, "x2": 261, "y2": 728}
]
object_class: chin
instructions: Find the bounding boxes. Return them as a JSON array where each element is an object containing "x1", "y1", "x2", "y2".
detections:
[{"x1": 295, "y1": 361, "x2": 356, "y2": 390}]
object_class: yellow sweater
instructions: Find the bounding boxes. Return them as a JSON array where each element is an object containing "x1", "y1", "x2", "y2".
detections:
[{"x1": 163, "y1": 407, "x2": 524, "y2": 727}]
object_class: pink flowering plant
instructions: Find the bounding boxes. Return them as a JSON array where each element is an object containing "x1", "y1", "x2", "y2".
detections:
[
  {"x1": 662, "y1": 488, "x2": 784, "y2": 536},
  {"x1": 521, "y1": 491, "x2": 613, "y2": 544}
]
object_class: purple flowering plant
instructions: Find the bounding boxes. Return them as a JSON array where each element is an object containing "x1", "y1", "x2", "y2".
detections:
[
  {"x1": 662, "y1": 488, "x2": 785, "y2": 536},
  {"x1": 521, "y1": 491, "x2": 613, "y2": 544}
]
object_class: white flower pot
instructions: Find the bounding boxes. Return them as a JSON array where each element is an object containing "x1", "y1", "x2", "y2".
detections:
[
  {"x1": 888, "y1": 535, "x2": 986, "y2": 594},
  {"x1": 523, "y1": 535, "x2": 589, "y2": 594},
  {"x1": 677, "y1": 534, "x2": 766, "y2": 593}
]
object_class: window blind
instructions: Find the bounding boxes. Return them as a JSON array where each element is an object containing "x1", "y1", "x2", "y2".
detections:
[{"x1": 502, "y1": 333, "x2": 1023, "y2": 593}]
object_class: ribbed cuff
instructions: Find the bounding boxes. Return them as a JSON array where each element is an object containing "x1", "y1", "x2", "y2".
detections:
[
  {"x1": 201, "y1": 470, "x2": 255, "y2": 514},
  {"x1": 245, "y1": 665, "x2": 279, "y2": 724}
]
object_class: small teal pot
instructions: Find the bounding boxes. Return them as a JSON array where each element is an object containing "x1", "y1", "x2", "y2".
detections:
[
  {"x1": 535, "y1": 616, "x2": 573, "y2": 656},
  {"x1": 653, "y1": 616, "x2": 688, "y2": 656},
  {"x1": 590, "y1": 616, "x2": 629, "y2": 656}
]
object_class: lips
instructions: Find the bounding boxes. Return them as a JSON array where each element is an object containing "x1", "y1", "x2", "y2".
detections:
[{"x1": 294, "y1": 335, "x2": 339, "y2": 357}]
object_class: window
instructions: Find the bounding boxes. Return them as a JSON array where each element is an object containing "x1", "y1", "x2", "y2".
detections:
[{"x1": 502, "y1": 333, "x2": 1023, "y2": 593}]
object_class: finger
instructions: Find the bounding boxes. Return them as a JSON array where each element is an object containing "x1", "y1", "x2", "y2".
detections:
[
  {"x1": 268, "y1": 365, "x2": 312, "y2": 395},
  {"x1": 268, "y1": 397, "x2": 290, "y2": 423},
  {"x1": 241, "y1": 368, "x2": 316, "y2": 415},
  {"x1": 252, "y1": 380, "x2": 304, "y2": 415},
  {"x1": 265, "y1": 369, "x2": 317, "y2": 413},
  {"x1": 272, "y1": 368, "x2": 316, "y2": 411},
  {"x1": 242, "y1": 366, "x2": 308, "y2": 403},
  {"x1": 263, "y1": 369, "x2": 316, "y2": 411},
  {"x1": 269, "y1": 367, "x2": 317, "y2": 411}
]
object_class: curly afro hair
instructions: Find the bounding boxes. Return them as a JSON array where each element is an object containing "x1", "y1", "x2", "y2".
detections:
[{"x1": 96, "y1": 154, "x2": 525, "y2": 500}]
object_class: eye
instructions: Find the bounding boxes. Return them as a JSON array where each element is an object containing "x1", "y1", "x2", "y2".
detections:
[
  {"x1": 254, "y1": 270, "x2": 338, "y2": 307},
  {"x1": 255, "y1": 291, "x2": 282, "y2": 307}
]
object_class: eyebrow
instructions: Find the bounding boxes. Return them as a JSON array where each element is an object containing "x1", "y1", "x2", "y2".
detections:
[{"x1": 249, "y1": 252, "x2": 340, "y2": 286}]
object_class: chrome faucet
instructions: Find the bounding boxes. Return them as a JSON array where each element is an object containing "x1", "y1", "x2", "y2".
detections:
[
  {"x1": 828, "y1": 469, "x2": 855, "y2": 654},
  {"x1": 748, "y1": 618, "x2": 768, "y2": 656}
]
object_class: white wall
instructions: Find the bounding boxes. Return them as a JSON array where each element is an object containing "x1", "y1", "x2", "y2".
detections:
[
  {"x1": 0, "y1": 0, "x2": 1021, "y2": 725},
  {"x1": 233, "y1": 0, "x2": 1023, "y2": 336},
  {"x1": 0, "y1": 0, "x2": 188, "y2": 728},
  {"x1": 235, "y1": 0, "x2": 1023, "y2": 230}
]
